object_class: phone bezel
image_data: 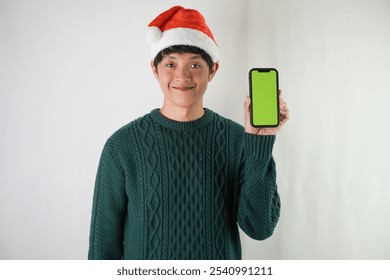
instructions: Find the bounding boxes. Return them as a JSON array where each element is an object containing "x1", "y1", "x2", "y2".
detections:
[{"x1": 248, "y1": 68, "x2": 280, "y2": 128}]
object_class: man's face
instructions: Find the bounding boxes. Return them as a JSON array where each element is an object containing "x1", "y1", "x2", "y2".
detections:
[{"x1": 152, "y1": 52, "x2": 218, "y2": 111}]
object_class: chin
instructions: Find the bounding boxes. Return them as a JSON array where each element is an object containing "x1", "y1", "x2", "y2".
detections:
[{"x1": 171, "y1": 97, "x2": 201, "y2": 107}]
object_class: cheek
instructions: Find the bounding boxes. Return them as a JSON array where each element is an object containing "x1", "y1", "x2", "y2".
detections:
[
  {"x1": 198, "y1": 74, "x2": 211, "y2": 89},
  {"x1": 157, "y1": 74, "x2": 171, "y2": 88}
]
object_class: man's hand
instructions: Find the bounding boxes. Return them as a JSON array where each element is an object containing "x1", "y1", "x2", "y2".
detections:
[{"x1": 244, "y1": 90, "x2": 289, "y2": 135}]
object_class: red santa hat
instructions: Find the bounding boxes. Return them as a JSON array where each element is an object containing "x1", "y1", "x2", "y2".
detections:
[{"x1": 146, "y1": 6, "x2": 220, "y2": 62}]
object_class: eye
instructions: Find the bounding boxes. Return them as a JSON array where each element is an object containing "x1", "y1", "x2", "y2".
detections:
[
  {"x1": 190, "y1": 64, "x2": 201, "y2": 69},
  {"x1": 165, "y1": 63, "x2": 175, "y2": 68}
]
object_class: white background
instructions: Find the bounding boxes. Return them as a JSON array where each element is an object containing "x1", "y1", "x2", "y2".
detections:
[{"x1": 0, "y1": 0, "x2": 389, "y2": 259}]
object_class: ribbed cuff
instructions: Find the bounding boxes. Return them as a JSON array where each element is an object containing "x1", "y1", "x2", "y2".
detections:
[{"x1": 244, "y1": 134, "x2": 276, "y2": 160}]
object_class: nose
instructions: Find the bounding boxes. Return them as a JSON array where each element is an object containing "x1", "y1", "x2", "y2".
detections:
[{"x1": 175, "y1": 65, "x2": 191, "y2": 81}]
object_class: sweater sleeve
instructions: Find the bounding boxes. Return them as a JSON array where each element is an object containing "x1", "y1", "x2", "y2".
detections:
[
  {"x1": 237, "y1": 134, "x2": 281, "y2": 240},
  {"x1": 88, "y1": 142, "x2": 128, "y2": 259}
]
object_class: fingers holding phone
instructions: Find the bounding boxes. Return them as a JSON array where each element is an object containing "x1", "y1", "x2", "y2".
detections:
[{"x1": 278, "y1": 90, "x2": 289, "y2": 127}]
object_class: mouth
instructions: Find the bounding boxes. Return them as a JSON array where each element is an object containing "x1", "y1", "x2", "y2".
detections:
[{"x1": 172, "y1": 86, "x2": 195, "y2": 91}]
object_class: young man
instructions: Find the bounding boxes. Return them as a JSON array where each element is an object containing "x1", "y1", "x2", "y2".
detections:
[{"x1": 88, "y1": 6, "x2": 289, "y2": 260}]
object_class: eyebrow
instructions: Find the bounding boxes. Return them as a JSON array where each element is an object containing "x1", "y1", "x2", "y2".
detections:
[
  {"x1": 165, "y1": 54, "x2": 202, "y2": 60},
  {"x1": 189, "y1": 55, "x2": 202, "y2": 60}
]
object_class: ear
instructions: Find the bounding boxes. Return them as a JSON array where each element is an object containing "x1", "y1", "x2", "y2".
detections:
[
  {"x1": 151, "y1": 61, "x2": 159, "y2": 80},
  {"x1": 208, "y1": 63, "x2": 219, "y2": 82}
]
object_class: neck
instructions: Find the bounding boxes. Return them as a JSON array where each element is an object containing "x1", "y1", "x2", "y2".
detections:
[{"x1": 160, "y1": 104, "x2": 204, "y2": 122}]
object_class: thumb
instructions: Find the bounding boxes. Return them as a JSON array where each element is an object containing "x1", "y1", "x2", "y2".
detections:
[{"x1": 244, "y1": 96, "x2": 251, "y2": 123}]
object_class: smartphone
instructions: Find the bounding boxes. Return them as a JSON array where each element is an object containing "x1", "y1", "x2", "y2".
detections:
[{"x1": 249, "y1": 68, "x2": 279, "y2": 127}]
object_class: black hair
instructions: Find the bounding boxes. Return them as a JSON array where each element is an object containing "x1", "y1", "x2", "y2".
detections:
[{"x1": 153, "y1": 45, "x2": 215, "y2": 71}]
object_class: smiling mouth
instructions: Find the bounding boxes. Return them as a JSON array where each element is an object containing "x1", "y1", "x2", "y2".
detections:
[{"x1": 173, "y1": 86, "x2": 194, "y2": 91}]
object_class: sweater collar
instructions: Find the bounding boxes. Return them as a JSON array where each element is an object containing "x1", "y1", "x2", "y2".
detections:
[{"x1": 150, "y1": 108, "x2": 214, "y2": 131}]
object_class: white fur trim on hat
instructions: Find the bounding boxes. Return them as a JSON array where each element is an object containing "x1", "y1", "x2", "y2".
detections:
[
  {"x1": 146, "y1": 26, "x2": 162, "y2": 44},
  {"x1": 150, "y1": 28, "x2": 220, "y2": 63}
]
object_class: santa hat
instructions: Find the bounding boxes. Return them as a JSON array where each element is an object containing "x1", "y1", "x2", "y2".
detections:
[{"x1": 146, "y1": 6, "x2": 220, "y2": 62}]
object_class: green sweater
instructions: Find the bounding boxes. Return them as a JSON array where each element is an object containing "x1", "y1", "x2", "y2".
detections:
[{"x1": 88, "y1": 108, "x2": 280, "y2": 260}]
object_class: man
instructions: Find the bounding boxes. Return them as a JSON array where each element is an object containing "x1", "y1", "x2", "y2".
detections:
[{"x1": 88, "y1": 6, "x2": 289, "y2": 260}]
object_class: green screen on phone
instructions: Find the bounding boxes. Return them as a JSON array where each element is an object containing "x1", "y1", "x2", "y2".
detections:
[{"x1": 249, "y1": 68, "x2": 279, "y2": 127}]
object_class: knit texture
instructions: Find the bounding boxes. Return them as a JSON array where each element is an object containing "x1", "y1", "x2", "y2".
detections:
[{"x1": 88, "y1": 108, "x2": 280, "y2": 260}]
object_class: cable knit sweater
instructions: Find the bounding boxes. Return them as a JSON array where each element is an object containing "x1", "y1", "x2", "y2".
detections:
[{"x1": 88, "y1": 108, "x2": 280, "y2": 260}]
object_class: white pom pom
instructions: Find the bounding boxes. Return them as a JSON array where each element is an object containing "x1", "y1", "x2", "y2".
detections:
[{"x1": 146, "y1": 26, "x2": 161, "y2": 43}]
